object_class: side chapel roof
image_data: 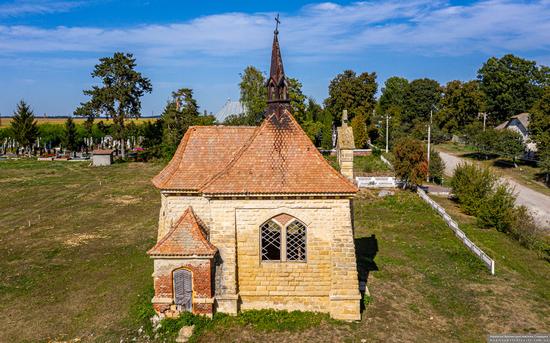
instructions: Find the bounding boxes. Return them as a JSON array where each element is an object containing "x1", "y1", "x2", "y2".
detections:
[{"x1": 147, "y1": 207, "x2": 217, "y2": 257}]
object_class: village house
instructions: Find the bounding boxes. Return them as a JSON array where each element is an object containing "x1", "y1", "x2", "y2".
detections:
[
  {"x1": 147, "y1": 25, "x2": 361, "y2": 321},
  {"x1": 496, "y1": 112, "x2": 537, "y2": 156}
]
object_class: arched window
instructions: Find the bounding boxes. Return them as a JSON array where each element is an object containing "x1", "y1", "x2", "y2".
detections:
[
  {"x1": 261, "y1": 220, "x2": 281, "y2": 261},
  {"x1": 286, "y1": 220, "x2": 306, "y2": 261},
  {"x1": 260, "y1": 215, "x2": 307, "y2": 262}
]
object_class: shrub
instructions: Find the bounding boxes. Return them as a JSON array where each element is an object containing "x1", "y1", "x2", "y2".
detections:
[
  {"x1": 392, "y1": 137, "x2": 427, "y2": 187},
  {"x1": 477, "y1": 183, "x2": 517, "y2": 232},
  {"x1": 450, "y1": 163, "x2": 496, "y2": 215},
  {"x1": 509, "y1": 207, "x2": 550, "y2": 259},
  {"x1": 372, "y1": 146, "x2": 382, "y2": 157}
]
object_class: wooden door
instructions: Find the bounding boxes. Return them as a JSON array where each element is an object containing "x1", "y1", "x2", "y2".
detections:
[{"x1": 173, "y1": 269, "x2": 192, "y2": 312}]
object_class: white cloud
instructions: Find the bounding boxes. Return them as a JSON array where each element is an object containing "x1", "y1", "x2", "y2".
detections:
[
  {"x1": 0, "y1": 0, "x2": 82, "y2": 17},
  {"x1": 0, "y1": 0, "x2": 549, "y2": 65}
]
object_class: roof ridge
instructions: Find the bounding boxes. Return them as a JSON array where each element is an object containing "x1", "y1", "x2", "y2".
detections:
[
  {"x1": 283, "y1": 109, "x2": 358, "y2": 191},
  {"x1": 147, "y1": 206, "x2": 217, "y2": 256},
  {"x1": 185, "y1": 207, "x2": 218, "y2": 252}
]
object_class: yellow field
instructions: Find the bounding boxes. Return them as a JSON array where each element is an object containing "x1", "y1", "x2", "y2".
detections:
[{"x1": 0, "y1": 117, "x2": 157, "y2": 128}]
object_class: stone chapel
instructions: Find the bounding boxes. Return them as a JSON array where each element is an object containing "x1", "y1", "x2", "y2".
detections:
[{"x1": 147, "y1": 24, "x2": 361, "y2": 321}]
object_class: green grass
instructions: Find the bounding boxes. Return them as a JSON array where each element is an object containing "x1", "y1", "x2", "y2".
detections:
[
  {"x1": 0, "y1": 160, "x2": 548, "y2": 342},
  {"x1": 354, "y1": 155, "x2": 392, "y2": 175},
  {"x1": 0, "y1": 159, "x2": 162, "y2": 342},
  {"x1": 352, "y1": 190, "x2": 549, "y2": 342}
]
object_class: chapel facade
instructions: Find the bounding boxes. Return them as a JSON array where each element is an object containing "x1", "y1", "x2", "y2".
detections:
[{"x1": 148, "y1": 25, "x2": 361, "y2": 321}]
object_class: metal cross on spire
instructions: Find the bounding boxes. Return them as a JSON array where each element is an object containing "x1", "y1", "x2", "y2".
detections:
[{"x1": 274, "y1": 13, "x2": 280, "y2": 34}]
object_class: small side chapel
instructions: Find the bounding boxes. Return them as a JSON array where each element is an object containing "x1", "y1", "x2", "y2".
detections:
[{"x1": 148, "y1": 22, "x2": 361, "y2": 321}]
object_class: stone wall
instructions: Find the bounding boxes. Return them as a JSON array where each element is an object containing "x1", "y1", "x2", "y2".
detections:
[
  {"x1": 158, "y1": 194, "x2": 212, "y2": 240},
  {"x1": 159, "y1": 194, "x2": 361, "y2": 320},
  {"x1": 338, "y1": 149, "x2": 354, "y2": 180}
]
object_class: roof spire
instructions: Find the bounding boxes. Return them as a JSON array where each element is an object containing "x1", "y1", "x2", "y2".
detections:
[
  {"x1": 266, "y1": 13, "x2": 290, "y2": 116},
  {"x1": 275, "y1": 13, "x2": 280, "y2": 34}
]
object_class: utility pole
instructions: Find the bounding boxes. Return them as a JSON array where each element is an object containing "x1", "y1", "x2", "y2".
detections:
[
  {"x1": 385, "y1": 113, "x2": 390, "y2": 153},
  {"x1": 426, "y1": 109, "x2": 433, "y2": 183}
]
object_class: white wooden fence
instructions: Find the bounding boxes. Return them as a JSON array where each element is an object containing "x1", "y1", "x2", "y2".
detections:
[
  {"x1": 380, "y1": 155, "x2": 393, "y2": 168},
  {"x1": 356, "y1": 176, "x2": 398, "y2": 188},
  {"x1": 417, "y1": 188, "x2": 495, "y2": 275}
]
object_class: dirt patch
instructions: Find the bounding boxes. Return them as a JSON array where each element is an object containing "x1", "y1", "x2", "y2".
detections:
[
  {"x1": 64, "y1": 233, "x2": 107, "y2": 247},
  {"x1": 107, "y1": 195, "x2": 141, "y2": 205}
]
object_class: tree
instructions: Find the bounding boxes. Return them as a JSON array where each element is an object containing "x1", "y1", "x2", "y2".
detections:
[
  {"x1": 402, "y1": 78, "x2": 442, "y2": 128},
  {"x1": 478, "y1": 54, "x2": 549, "y2": 124},
  {"x1": 392, "y1": 137, "x2": 428, "y2": 187},
  {"x1": 63, "y1": 117, "x2": 78, "y2": 156},
  {"x1": 287, "y1": 77, "x2": 307, "y2": 123},
  {"x1": 305, "y1": 98, "x2": 322, "y2": 122},
  {"x1": 38, "y1": 123, "x2": 64, "y2": 150},
  {"x1": 162, "y1": 88, "x2": 200, "y2": 159},
  {"x1": 529, "y1": 87, "x2": 550, "y2": 183},
  {"x1": 300, "y1": 98, "x2": 326, "y2": 146},
  {"x1": 74, "y1": 52, "x2": 152, "y2": 158},
  {"x1": 141, "y1": 119, "x2": 164, "y2": 159},
  {"x1": 10, "y1": 100, "x2": 38, "y2": 156},
  {"x1": 301, "y1": 120, "x2": 324, "y2": 145},
  {"x1": 437, "y1": 80, "x2": 485, "y2": 134},
  {"x1": 239, "y1": 66, "x2": 267, "y2": 125},
  {"x1": 377, "y1": 76, "x2": 409, "y2": 121},
  {"x1": 468, "y1": 127, "x2": 498, "y2": 158},
  {"x1": 351, "y1": 114, "x2": 368, "y2": 148},
  {"x1": 324, "y1": 70, "x2": 377, "y2": 124},
  {"x1": 428, "y1": 149, "x2": 446, "y2": 184},
  {"x1": 494, "y1": 129, "x2": 525, "y2": 167},
  {"x1": 375, "y1": 77, "x2": 409, "y2": 149}
]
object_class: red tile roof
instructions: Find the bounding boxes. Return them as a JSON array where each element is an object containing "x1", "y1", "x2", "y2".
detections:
[
  {"x1": 147, "y1": 207, "x2": 217, "y2": 257},
  {"x1": 152, "y1": 110, "x2": 358, "y2": 195},
  {"x1": 152, "y1": 126, "x2": 257, "y2": 191}
]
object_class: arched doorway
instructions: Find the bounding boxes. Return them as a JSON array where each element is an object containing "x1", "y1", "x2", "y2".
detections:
[{"x1": 173, "y1": 269, "x2": 193, "y2": 312}]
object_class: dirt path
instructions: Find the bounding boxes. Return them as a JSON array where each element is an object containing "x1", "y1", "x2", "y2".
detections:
[{"x1": 439, "y1": 151, "x2": 550, "y2": 229}]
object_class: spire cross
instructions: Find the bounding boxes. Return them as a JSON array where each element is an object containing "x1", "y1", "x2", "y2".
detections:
[{"x1": 275, "y1": 13, "x2": 280, "y2": 34}]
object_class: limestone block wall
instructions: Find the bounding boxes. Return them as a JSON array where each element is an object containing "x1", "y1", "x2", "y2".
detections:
[
  {"x1": 157, "y1": 195, "x2": 361, "y2": 320},
  {"x1": 158, "y1": 194, "x2": 212, "y2": 240},
  {"x1": 209, "y1": 198, "x2": 360, "y2": 319},
  {"x1": 339, "y1": 149, "x2": 354, "y2": 180}
]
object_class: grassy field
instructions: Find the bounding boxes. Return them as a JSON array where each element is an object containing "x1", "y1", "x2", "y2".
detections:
[
  {"x1": 0, "y1": 117, "x2": 157, "y2": 128},
  {"x1": 0, "y1": 160, "x2": 162, "y2": 342},
  {"x1": 436, "y1": 142, "x2": 550, "y2": 196},
  {"x1": 0, "y1": 160, "x2": 548, "y2": 342},
  {"x1": 354, "y1": 155, "x2": 392, "y2": 175}
]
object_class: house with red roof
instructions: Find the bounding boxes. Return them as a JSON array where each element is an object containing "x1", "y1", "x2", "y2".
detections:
[{"x1": 148, "y1": 24, "x2": 360, "y2": 321}]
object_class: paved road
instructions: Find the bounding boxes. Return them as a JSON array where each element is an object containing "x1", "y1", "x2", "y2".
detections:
[{"x1": 439, "y1": 151, "x2": 550, "y2": 229}]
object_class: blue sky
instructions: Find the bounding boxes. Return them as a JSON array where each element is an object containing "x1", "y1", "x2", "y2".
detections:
[{"x1": 1, "y1": 0, "x2": 549, "y2": 117}]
